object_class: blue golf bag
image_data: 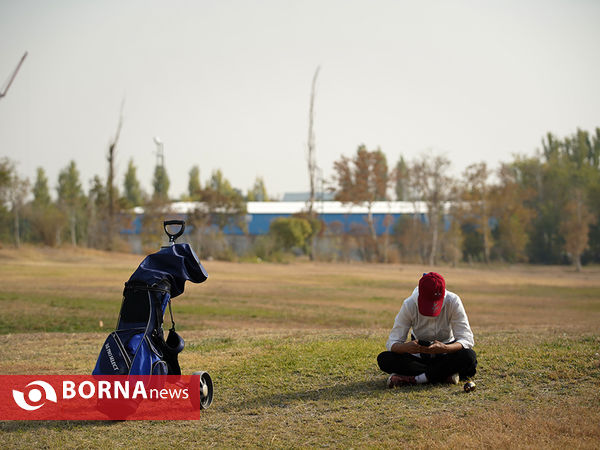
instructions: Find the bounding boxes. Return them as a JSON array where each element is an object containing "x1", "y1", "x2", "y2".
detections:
[{"x1": 93, "y1": 221, "x2": 213, "y2": 409}]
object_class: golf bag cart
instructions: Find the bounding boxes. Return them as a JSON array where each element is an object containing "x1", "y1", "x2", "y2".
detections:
[{"x1": 92, "y1": 220, "x2": 213, "y2": 412}]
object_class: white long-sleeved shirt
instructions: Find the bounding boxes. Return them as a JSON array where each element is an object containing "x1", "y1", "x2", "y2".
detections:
[{"x1": 385, "y1": 287, "x2": 474, "y2": 351}]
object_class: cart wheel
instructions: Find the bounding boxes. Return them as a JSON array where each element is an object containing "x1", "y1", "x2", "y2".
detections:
[{"x1": 190, "y1": 371, "x2": 213, "y2": 410}]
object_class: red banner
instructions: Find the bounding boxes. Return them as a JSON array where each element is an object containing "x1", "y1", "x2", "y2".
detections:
[{"x1": 0, "y1": 375, "x2": 203, "y2": 420}]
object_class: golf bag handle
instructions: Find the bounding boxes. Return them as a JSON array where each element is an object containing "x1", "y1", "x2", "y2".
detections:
[{"x1": 164, "y1": 220, "x2": 185, "y2": 243}]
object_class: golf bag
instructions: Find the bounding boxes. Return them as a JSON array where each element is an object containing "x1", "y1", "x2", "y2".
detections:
[{"x1": 93, "y1": 221, "x2": 208, "y2": 381}]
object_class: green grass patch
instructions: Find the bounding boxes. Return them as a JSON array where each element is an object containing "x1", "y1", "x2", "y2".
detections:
[
  {"x1": 2, "y1": 330, "x2": 599, "y2": 447},
  {"x1": 0, "y1": 249, "x2": 599, "y2": 447}
]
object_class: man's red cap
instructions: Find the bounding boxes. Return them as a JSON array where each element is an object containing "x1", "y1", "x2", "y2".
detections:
[{"x1": 418, "y1": 272, "x2": 446, "y2": 317}]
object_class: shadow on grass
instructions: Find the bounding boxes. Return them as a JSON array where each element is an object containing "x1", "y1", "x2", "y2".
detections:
[
  {"x1": 0, "y1": 420, "x2": 119, "y2": 432},
  {"x1": 222, "y1": 378, "x2": 439, "y2": 412}
]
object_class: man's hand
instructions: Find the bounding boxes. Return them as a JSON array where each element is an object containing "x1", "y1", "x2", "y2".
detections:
[
  {"x1": 390, "y1": 340, "x2": 463, "y2": 354},
  {"x1": 390, "y1": 340, "x2": 421, "y2": 354},
  {"x1": 418, "y1": 340, "x2": 446, "y2": 354},
  {"x1": 419, "y1": 340, "x2": 463, "y2": 354}
]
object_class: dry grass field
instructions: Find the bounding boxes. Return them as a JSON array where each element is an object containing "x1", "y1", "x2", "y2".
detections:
[{"x1": 0, "y1": 245, "x2": 599, "y2": 448}]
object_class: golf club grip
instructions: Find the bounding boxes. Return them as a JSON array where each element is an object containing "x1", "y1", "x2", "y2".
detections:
[{"x1": 164, "y1": 220, "x2": 185, "y2": 242}]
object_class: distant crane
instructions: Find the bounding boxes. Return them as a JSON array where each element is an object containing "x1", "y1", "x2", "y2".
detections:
[{"x1": 0, "y1": 52, "x2": 28, "y2": 101}]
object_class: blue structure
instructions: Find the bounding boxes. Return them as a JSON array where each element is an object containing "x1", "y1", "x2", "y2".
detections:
[{"x1": 122, "y1": 201, "x2": 435, "y2": 239}]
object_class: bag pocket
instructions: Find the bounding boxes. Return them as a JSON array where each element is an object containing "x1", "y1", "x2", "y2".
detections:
[
  {"x1": 147, "y1": 335, "x2": 168, "y2": 375},
  {"x1": 92, "y1": 332, "x2": 132, "y2": 375},
  {"x1": 151, "y1": 360, "x2": 168, "y2": 376}
]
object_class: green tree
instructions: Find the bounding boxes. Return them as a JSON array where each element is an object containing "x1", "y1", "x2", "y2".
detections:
[
  {"x1": 0, "y1": 158, "x2": 13, "y2": 243},
  {"x1": 0, "y1": 158, "x2": 14, "y2": 203},
  {"x1": 28, "y1": 167, "x2": 65, "y2": 246},
  {"x1": 123, "y1": 159, "x2": 143, "y2": 207},
  {"x1": 395, "y1": 156, "x2": 409, "y2": 201},
  {"x1": 247, "y1": 176, "x2": 269, "y2": 202},
  {"x1": 269, "y1": 217, "x2": 312, "y2": 252},
  {"x1": 558, "y1": 129, "x2": 598, "y2": 269},
  {"x1": 57, "y1": 160, "x2": 85, "y2": 246},
  {"x1": 490, "y1": 162, "x2": 535, "y2": 262},
  {"x1": 32, "y1": 167, "x2": 51, "y2": 207},
  {"x1": 185, "y1": 169, "x2": 247, "y2": 260},
  {"x1": 152, "y1": 165, "x2": 170, "y2": 201},
  {"x1": 203, "y1": 169, "x2": 246, "y2": 231},
  {"x1": 513, "y1": 128, "x2": 600, "y2": 266},
  {"x1": 188, "y1": 165, "x2": 202, "y2": 200},
  {"x1": 509, "y1": 155, "x2": 557, "y2": 263},
  {"x1": 87, "y1": 175, "x2": 109, "y2": 249},
  {"x1": 586, "y1": 129, "x2": 600, "y2": 262},
  {"x1": 292, "y1": 211, "x2": 323, "y2": 258}
]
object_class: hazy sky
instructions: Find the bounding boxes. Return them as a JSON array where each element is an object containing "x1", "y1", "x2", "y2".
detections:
[{"x1": 1, "y1": 0, "x2": 599, "y2": 200}]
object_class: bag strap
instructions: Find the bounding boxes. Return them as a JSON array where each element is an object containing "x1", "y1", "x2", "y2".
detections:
[
  {"x1": 124, "y1": 281, "x2": 170, "y2": 294},
  {"x1": 167, "y1": 299, "x2": 176, "y2": 332}
]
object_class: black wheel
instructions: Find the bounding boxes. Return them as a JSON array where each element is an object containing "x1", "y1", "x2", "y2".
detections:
[{"x1": 190, "y1": 371, "x2": 213, "y2": 410}]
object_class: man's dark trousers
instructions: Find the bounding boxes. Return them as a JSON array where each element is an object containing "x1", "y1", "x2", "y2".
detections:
[{"x1": 377, "y1": 348, "x2": 477, "y2": 383}]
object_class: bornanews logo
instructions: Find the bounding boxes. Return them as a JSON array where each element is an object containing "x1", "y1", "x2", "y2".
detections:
[
  {"x1": 1, "y1": 375, "x2": 201, "y2": 420},
  {"x1": 12, "y1": 380, "x2": 58, "y2": 411}
]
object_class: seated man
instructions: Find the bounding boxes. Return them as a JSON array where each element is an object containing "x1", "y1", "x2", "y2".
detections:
[{"x1": 377, "y1": 272, "x2": 477, "y2": 387}]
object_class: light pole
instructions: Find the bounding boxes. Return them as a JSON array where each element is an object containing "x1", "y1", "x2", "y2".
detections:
[{"x1": 153, "y1": 136, "x2": 164, "y2": 167}]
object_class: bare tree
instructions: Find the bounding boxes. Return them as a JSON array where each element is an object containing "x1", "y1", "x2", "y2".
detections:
[
  {"x1": 392, "y1": 161, "x2": 428, "y2": 263},
  {"x1": 106, "y1": 100, "x2": 124, "y2": 250},
  {"x1": 0, "y1": 159, "x2": 30, "y2": 248},
  {"x1": 0, "y1": 52, "x2": 27, "y2": 100},
  {"x1": 411, "y1": 154, "x2": 453, "y2": 266},
  {"x1": 307, "y1": 66, "x2": 320, "y2": 214},
  {"x1": 442, "y1": 185, "x2": 467, "y2": 266},
  {"x1": 9, "y1": 174, "x2": 30, "y2": 248},
  {"x1": 304, "y1": 66, "x2": 321, "y2": 260}
]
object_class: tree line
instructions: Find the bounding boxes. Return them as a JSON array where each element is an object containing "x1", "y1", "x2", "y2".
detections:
[
  {"x1": 326, "y1": 127, "x2": 599, "y2": 270},
  {"x1": 0, "y1": 155, "x2": 260, "y2": 253},
  {"x1": 1, "y1": 126, "x2": 598, "y2": 270}
]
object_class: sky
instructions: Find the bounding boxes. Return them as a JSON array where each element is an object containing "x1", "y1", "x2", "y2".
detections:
[{"x1": 1, "y1": 0, "x2": 599, "y2": 200}]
